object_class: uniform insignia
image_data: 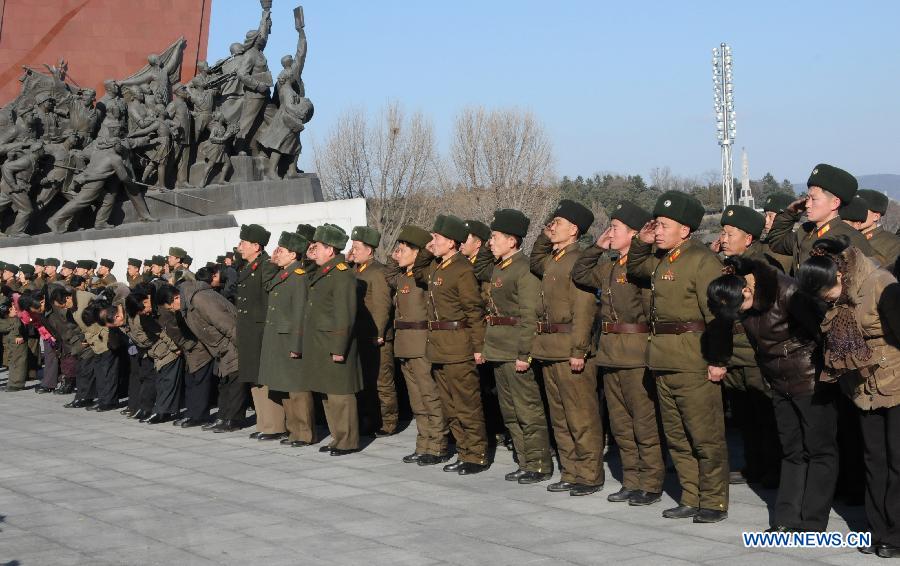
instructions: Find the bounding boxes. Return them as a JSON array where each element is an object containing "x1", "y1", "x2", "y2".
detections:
[
  {"x1": 251, "y1": 262, "x2": 259, "y2": 271},
  {"x1": 618, "y1": 255, "x2": 628, "y2": 266},
  {"x1": 405, "y1": 269, "x2": 414, "y2": 277},
  {"x1": 493, "y1": 278, "x2": 503, "y2": 288},
  {"x1": 553, "y1": 249, "x2": 567, "y2": 262},
  {"x1": 279, "y1": 271, "x2": 289, "y2": 280},
  {"x1": 294, "y1": 268, "x2": 306, "y2": 275},
  {"x1": 616, "y1": 273, "x2": 627, "y2": 284},
  {"x1": 817, "y1": 224, "x2": 831, "y2": 238},
  {"x1": 668, "y1": 248, "x2": 683, "y2": 263},
  {"x1": 866, "y1": 232, "x2": 873, "y2": 240},
  {"x1": 357, "y1": 262, "x2": 369, "y2": 274},
  {"x1": 469, "y1": 255, "x2": 477, "y2": 265},
  {"x1": 661, "y1": 270, "x2": 676, "y2": 281},
  {"x1": 439, "y1": 258, "x2": 452, "y2": 270},
  {"x1": 400, "y1": 285, "x2": 410, "y2": 294},
  {"x1": 336, "y1": 262, "x2": 348, "y2": 271},
  {"x1": 499, "y1": 258, "x2": 513, "y2": 270},
  {"x1": 726, "y1": 210, "x2": 734, "y2": 217},
  {"x1": 663, "y1": 199, "x2": 672, "y2": 207},
  {"x1": 812, "y1": 168, "x2": 819, "y2": 175},
  {"x1": 434, "y1": 277, "x2": 443, "y2": 286}
]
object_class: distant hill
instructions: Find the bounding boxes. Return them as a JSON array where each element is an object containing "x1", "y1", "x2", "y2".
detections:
[{"x1": 794, "y1": 174, "x2": 900, "y2": 200}]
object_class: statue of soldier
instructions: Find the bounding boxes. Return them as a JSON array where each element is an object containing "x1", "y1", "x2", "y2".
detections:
[
  {"x1": 192, "y1": 111, "x2": 237, "y2": 187},
  {"x1": 36, "y1": 129, "x2": 81, "y2": 208},
  {"x1": 187, "y1": 61, "x2": 217, "y2": 144},
  {"x1": 116, "y1": 39, "x2": 187, "y2": 105},
  {"x1": 30, "y1": 92, "x2": 65, "y2": 141},
  {"x1": 96, "y1": 80, "x2": 127, "y2": 139},
  {"x1": 167, "y1": 84, "x2": 192, "y2": 186},
  {"x1": 68, "y1": 88, "x2": 100, "y2": 140},
  {"x1": 233, "y1": 2, "x2": 273, "y2": 154},
  {"x1": 0, "y1": 140, "x2": 43, "y2": 237}
]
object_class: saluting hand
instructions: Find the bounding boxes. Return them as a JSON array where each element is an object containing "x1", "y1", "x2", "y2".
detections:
[
  {"x1": 707, "y1": 365, "x2": 727, "y2": 382},
  {"x1": 787, "y1": 196, "x2": 807, "y2": 214},
  {"x1": 596, "y1": 228, "x2": 612, "y2": 250},
  {"x1": 638, "y1": 220, "x2": 656, "y2": 244},
  {"x1": 709, "y1": 237, "x2": 722, "y2": 253}
]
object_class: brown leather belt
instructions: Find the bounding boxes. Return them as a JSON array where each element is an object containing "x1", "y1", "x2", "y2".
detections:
[
  {"x1": 427, "y1": 320, "x2": 468, "y2": 330},
  {"x1": 395, "y1": 321, "x2": 428, "y2": 330},
  {"x1": 601, "y1": 321, "x2": 650, "y2": 334},
  {"x1": 486, "y1": 316, "x2": 520, "y2": 326},
  {"x1": 652, "y1": 321, "x2": 706, "y2": 335},
  {"x1": 536, "y1": 322, "x2": 572, "y2": 334}
]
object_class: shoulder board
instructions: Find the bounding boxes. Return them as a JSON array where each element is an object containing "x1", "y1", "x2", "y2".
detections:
[
  {"x1": 817, "y1": 223, "x2": 831, "y2": 238},
  {"x1": 668, "y1": 247, "x2": 683, "y2": 263},
  {"x1": 294, "y1": 268, "x2": 306, "y2": 275},
  {"x1": 336, "y1": 262, "x2": 348, "y2": 271}
]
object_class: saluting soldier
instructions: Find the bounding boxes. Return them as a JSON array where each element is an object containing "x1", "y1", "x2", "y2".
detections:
[
  {"x1": 571, "y1": 200, "x2": 665, "y2": 505},
  {"x1": 235, "y1": 224, "x2": 283, "y2": 440},
  {"x1": 627, "y1": 191, "x2": 728, "y2": 523},
  {"x1": 126, "y1": 258, "x2": 143, "y2": 288},
  {"x1": 857, "y1": 189, "x2": 900, "y2": 270},
  {"x1": 93, "y1": 259, "x2": 117, "y2": 289},
  {"x1": 759, "y1": 193, "x2": 795, "y2": 273},
  {"x1": 476, "y1": 209, "x2": 553, "y2": 484},
  {"x1": 388, "y1": 225, "x2": 449, "y2": 465},
  {"x1": 766, "y1": 164, "x2": 878, "y2": 274},
  {"x1": 348, "y1": 226, "x2": 397, "y2": 437},
  {"x1": 530, "y1": 200, "x2": 604, "y2": 496},
  {"x1": 413, "y1": 214, "x2": 489, "y2": 475},
  {"x1": 301, "y1": 224, "x2": 362, "y2": 456},
  {"x1": 259, "y1": 232, "x2": 317, "y2": 448},
  {"x1": 715, "y1": 205, "x2": 780, "y2": 487}
]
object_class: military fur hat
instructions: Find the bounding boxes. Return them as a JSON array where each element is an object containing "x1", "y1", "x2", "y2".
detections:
[
  {"x1": 313, "y1": 223, "x2": 349, "y2": 250},
  {"x1": 295, "y1": 223, "x2": 316, "y2": 241},
  {"x1": 19, "y1": 264, "x2": 35, "y2": 276},
  {"x1": 239, "y1": 223, "x2": 271, "y2": 246},
  {"x1": 278, "y1": 231, "x2": 309, "y2": 255},
  {"x1": 762, "y1": 193, "x2": 795, "y2": 213},
  {"x1": 34, "y1": 258, "x2": 45, "y2": 267},
  {"x1": 857, "y1": 189, "x2": 889, "y2": 215},
  {"x1": 182, "y1": 255, "x2": 193, "y2": 266},
  {"x1": 490, "y1": 209, "x2": 530, "y2": 238},
  {"x1": 839, "y1": 196, "x2": 868, "y2": 223},
  {"x1": 807, "y1": 163, "x2": 857, "y2": 204},
  {"x1": 168, "y1": 247, "x2": 187, "y2": 259},
  {"x1": 350, "y1": 226, "x2": 381, "y2": 248},
  {"x1": 99, "y1": 258, "x2": 115, "y2": 269},
  {"x1": 432, "y1": 214, "x2": 469, "y2": 243},
  {"x1": 225, "y1": 251, "x2": 235, "y2": 259},
  {"x1": 721, "y1": 205, "x2": 765, "y2": 240},
  {"x1": 76, "y1": 260, "x2": 92, "y2": 269},
  {"x1": 87, "y1": 260, "x2": 98, "y2": 270},
  {"x1": 0, "y1": 262, "x2": 8, "y2": 273},
  {"x1": 127, "y1": 258, "x2": 141, "y2": 267},
  {"x1": 610, "y1": 200, "x2": 652, "y2": 231},
  {"x1": 151, "y1": 255, "x2": 166, "y2": 267},
  {"x1": 215, "y1": 255, "x2": 226, "y2": 263},
  {"x1": 551, "y1": 199, "x2": 594, "y2": 235},
  {"x1": 396, "y1": 225, "x2": 432, "y2": 249},
  {"x1": 62, "y1": 260, "x2": 76, "y2": 270},
  {"x1": 464, "y1": 220, "x2": 491, "y2": 242},
  {"x1": 44, "y1": 258, "x2": 60, "y2": 267},
  {"x1": 652, "y1": 191, "x2": 705, "y2": 231}
]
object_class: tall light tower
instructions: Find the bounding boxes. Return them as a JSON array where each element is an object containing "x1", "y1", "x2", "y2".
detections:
[{"x1": 712, "y1": 43, "x2": 736, "y2": 208}]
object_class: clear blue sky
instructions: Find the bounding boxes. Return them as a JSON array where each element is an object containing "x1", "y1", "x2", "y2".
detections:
[{"x1": 209, "y1": 0, "x2": 900, "y2": 183}]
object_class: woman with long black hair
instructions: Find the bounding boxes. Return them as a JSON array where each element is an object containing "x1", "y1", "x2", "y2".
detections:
[
  {"x1": 705, "y1": 255, "x2": 837, "y2": 533},
  {"x1": 797, "y1": 236, "x2": 900, "y2": 558}
]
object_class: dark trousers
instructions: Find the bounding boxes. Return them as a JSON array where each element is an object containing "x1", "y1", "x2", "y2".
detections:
[
  {"x1": 94, "y1": 350, "x2": 120, "y2": 407},
  {"x1": 40, "y1": 340, "x2": 59, "y2": 389},
  {"x1": 836, "y1": 394, "x2": 866, "y2": 502},
  {"x1": 217, "y1": 372, "x2": 246, "y2": 421},
  {"x1": 859, "y1": 404, "x2": 900, "y2": 546},
  {"x1": 153, "y1": 358, "x2": 184, "y2": 415},
  {"x1": 725, "y1": 366, "x2": 781, "y2": 481},
  {"x1": 127, "y1": 353, "x2": 142, "y2": 411},
  {"x1": 74, "y1": 354, "x2": 97, "y2": 402},
  {"x1": 771, "y1": 385, "x2": 838, "y2": 531},
  {"x1": 184, "y1": 362, "x2": 213, "y2": 420},
  {"x1": 132, "y1": 354, "x2": 156, "y2": 413}
]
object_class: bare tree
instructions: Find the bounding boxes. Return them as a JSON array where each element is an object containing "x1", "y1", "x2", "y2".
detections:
[{"x1": 314, "y1": 101, "x2": 440, "y2": 260}]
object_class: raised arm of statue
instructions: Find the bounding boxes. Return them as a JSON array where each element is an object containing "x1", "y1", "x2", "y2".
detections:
[
  {"x1": 258, "y1": 6, "x2": 272, "y2": 45},
  {"x1": 163, "y1": 38, "x2": 188, "y2": 76},
  {"x1": 292, "y1": 7, "x2": 307, "y2": 79}
]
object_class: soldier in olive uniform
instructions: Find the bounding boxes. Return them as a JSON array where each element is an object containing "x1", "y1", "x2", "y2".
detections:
[
  {"x1": 476, "y1": 209, "x2": 553, "y2": 484},
  {"x1": 258, "y1": 232, "x2": 317, "y2": 448},
  {"x1": 714, "y1": 205, "x2": 780, "y2": 487},
  {"x1": 235, "y1": 224, "x2": 284, "y2": 440},
  {"x1": 627, "y1": 191, "x2": 728, "y2": 523},
  {"x1": 348, "y1": 226, "x2": 398, "y2": 437},
  {"x1": 571, "y1": 200, "x2": 665, "y2": 505},
  {"x1": 0, "y1": 298, "x2": 26, "y2": 391},
  {"x1": 33, "y1": 259, "x2": 46, "y2": 290},
  {"x1": 43, "y1": 258, "x2": 61, "y2": 286},
  {"x1": 857, "y1": 189, "x2": 900, "y2": 271},
  {"x1": 60, "y1": 261, "x2": 76, "y2": 285},
  {"x1": 412, "y1": 214, "x2": 489, "y2": 474},
  {"x1": 530, "y1": 200, "x2": 604, "y2": 496},
  {"x1": 126, "y1": 258, "x2": 143, "y2": 288},
  {"x1": 300, "y1": 224, "x2": 362, "y2": 455},
  {"x1": 388, "y1": 225, "x2": 450, "y2": 465},
  {"x1": 94, "y1": 259, "x2": 117, "y2": 289},
  {"x1": 766, "y1": 164, "x2": 877, "y2": 275},
  {"x1": 17, "y1": 265, "x2": 38, "y2": 291},
  {"x1": 759, "y1": 194, "x2": 795, "y2": 273}
]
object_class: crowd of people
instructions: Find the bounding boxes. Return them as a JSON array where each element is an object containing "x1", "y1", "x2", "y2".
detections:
[{"x1": 1, "y1": 162, "x2": 898, "y2": 557}]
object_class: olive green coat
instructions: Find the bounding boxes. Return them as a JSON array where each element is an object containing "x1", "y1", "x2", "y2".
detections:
[
  {"x1": 863, "y1": 226, "x2": 900, "y2": 271},
  {"x1": 766, "y1": 212, "x2": 879, "y2": 274},
  {"x1": 627, "y1": 237, "x2": 722, "y2": 372},
  {"x1": 474, "y1": 250, "x2": 540, "y2": 363},
  {"x1": 235, "y1": 251, "x2": 279, "y2": 384},
  {"x1": 385, "y1": 259, "x2": 427, "y2": 360},
  {"x1": 0, "y1": 317, "x2": 26, "y2": 388},
  {"x1": 529, "y1": 234, "x2": 597, "y2": 361},
  {"x1": 298, "y1": 254, "x2": 362, "y2": 395},
  {"x1": 353, "y1": 259, "x2": 393, "y2": 341},
  {"x1": 259, "y1": 260, "x2": 308, "y2": 393},
  {"x1": 412, "y1": 249, "x2": 485, "y2": 364},
  {"x1": 180, "y1": 281, "x2": 239, "y2": 377},
  {"x1": 571, "y1": 245, "x2": 649, "y2": 369}
]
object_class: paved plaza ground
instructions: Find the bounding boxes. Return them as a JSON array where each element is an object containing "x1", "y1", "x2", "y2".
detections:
[{"x1": 0, "y1": 373, "x2": 877, "y2": 566}]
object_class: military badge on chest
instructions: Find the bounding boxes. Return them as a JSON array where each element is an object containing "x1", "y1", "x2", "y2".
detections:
[
  {"x1": 616, "y1": 273, "x2": 627, "y2": 284},
  {"x1": 433, "y1": 277, "x2": 443, "y2": 287},
  {"x1": 400, "y1": 285, "x2": 411, "y2": 294},
  {"x1": 661, "y1": 270, "x2": 676, "y2": 281},
  {"x1": 493, "y1": 278, "x2": 503, "y2": 288}
]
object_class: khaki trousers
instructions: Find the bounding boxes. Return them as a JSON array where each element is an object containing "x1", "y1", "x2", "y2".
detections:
[
  {"x1": 281, "y1": 391, "x2": 317, "y2": 443},
  {"x1": 360, "y1": 339, "x2": 398, "y2": 433},
  {"x1": 251, "y1": 385, "x2": 286, "y2": 434},
  {"x1": 604, "y1": 367, "x2": 664, "y2": 492},
  {"x1": 433, "y1": 361, "x2": 488, "y2": 464},
  {"x1": 322, "y1": 393, "x2": 359, "y2": 450},
  {"x1": 655, "y1": 371, "x2": 729, "y2": 511},
  {"x1": 494, "y1": 361, "x2": 553, "y2": 473},
  {"x1": 400, "y1": 356, "x2": 448, "y2": 455},
  {"x1": 540, "y1": 360, "x2": 605, "y2": 486}
]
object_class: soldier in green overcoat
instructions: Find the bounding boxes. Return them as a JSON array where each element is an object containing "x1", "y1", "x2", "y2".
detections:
[{"x1": 857, "y1": 189, "x2": 900, "y2": 271}]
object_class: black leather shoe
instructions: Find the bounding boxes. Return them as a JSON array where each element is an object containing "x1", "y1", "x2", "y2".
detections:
[
  {"x1": 248, "y1": 431, "x2": 261, "y2": 439},
  {"x1": 570, "y1": 483, "x2": 603, "y2": 496},
  {"x1": 442, "y1": 460, "x2": 463, "y2": 472},
  {"x1": 180, "y1": 419, "x2": 204, "y2": 428},
  {"x1": 120, "y1": 408, "x2": 135, "y2": 416},
  {"x1": 518, "y1": 471, "x2": 553, "y2": 485},
  {"x1": 417, "y1": 454, "x2": 450, "y2": 466},
  {"x1": 319, "y1": 445, "x2": 333, "y2": 453},
  {"x1": 504, "y1": 468, "x2": 526, "y2": 481},
  {"x1": 402, "y1": 453, "x2": 422, "y2": 463},
  {"x1": 877, "y1": 544, "x2": 900, "y2": 558},
  {"x1": 201, "y1": 419, "x2": 223, "y2": 431},
  {"x1": 94, "y1": 404, "x2": 117, "y2": 412},
  {"x1": 130, "y1": 409, "x2": 147, "y2": 420},
  {"x1": 34, "y1": 386, "x2": 53, "y2": 394},
  {"x1": 765, "y1": 525, "x2": 793, "y2": 533},
  {"x1": 280, "y1": 438, "x2": 294, "y2": 445},
  {"x1": 257, "y1": 432, "x2": 288, "y2": 441},
  {"x1": 662, "y1": 505, "x2": 700, "y2": 519},
  {"x1": 213, "y1": 420, "x2": 241, "y2": 433},
  {"x1": 607, "y1": 487, "x2": 638, "y2": 502},
  {"x1": 64, "y1": 399, "x2": 89, "y2": 408},
  {"x1": 728, "y1": 471, "x2": 747, "y2": 485},
  {"x1": 547, "y1": 481, "x2": 576, "y2": 492},
  {"x1": 329, "y1": 448, "x2": 357, "y2": 456},
  {"x1": 693, "y1": 509, "x2": 728, "y2": 523},
  {"x1": 172, "y1": 417, "x2": 188, "y2": 426},
  {"x1": 143, "y1": 413, "x2": 171, "y2": 424},
  {"x1": 629, "y1": 491, "x2": 662, "y2": 506},
  {"x1": 457, "y1": 462, "x2": 489, "y2": 475},
  {"x1": 291, "y1": 441, "x2": 310, "y2": 448},
  {"x1": 374, "y1": 429, "x2": 395, "y2": 437}
]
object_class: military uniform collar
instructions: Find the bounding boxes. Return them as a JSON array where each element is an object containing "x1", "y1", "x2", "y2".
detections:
[
  {"x1": 862, "y1": 224, "x2": 879, "y2": 239},
  {"x1": 438, "y1": 251, "x2": 461, "y2": 270},
  {"x1": 319, "y1": 254, "x2": 348, "y2": 276},
  {"x1": 498, "y1": 250, "x2": 522, "y2": 270},
  {"x1": 815, "y1": 216, "x2": 841, "y2": 238}
]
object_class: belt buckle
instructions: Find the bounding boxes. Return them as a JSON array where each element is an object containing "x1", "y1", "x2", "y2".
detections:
[
  {"x1": 650, "y1": 321, "x2": 657, "y2": 335},
  {"x1": 601, "y1": 321, "x2": 610, "y2": 333}
]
